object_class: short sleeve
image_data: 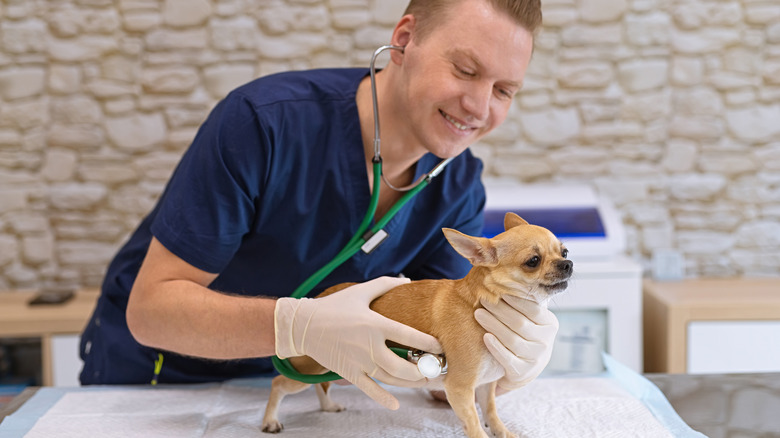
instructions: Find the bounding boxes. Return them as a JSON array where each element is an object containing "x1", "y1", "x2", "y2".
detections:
[{"x1": 150, "y1": 93, "x2": 268, "y2": 273}]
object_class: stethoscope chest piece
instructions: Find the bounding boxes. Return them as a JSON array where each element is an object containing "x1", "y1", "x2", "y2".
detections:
[{"x1": 408, "y1": 349, "x2": 447, "y2": 378}]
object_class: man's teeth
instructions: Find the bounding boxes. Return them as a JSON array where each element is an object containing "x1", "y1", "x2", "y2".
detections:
[{"x1": 443, "y1": 112, "x2": 469, "y2": 131}]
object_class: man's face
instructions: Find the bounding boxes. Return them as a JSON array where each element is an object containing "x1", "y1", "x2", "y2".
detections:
[{"x1": 395, "y1": 0, "x2": 534, "y2": 158}]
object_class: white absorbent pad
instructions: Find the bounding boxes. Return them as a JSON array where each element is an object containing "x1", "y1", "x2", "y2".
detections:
[{"x1": 0, "y1": 356, "x2": 706, "y2": 438}]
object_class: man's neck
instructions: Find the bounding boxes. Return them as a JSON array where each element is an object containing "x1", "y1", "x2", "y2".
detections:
[{"x1": 356, "y1": 69, "x2": 426, "y2": 191}]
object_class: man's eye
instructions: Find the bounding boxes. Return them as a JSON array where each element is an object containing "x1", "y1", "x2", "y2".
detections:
[
  {"x1": 496, "y1": 87, "x2": 513, "y2": 99},
  {"x1": 456, "y1": 65, "x2": 476, "y2": 77}
]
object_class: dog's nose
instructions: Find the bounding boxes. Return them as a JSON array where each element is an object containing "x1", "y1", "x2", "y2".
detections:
[{"x1": 558, "y1": 260, "x2": 573, "y2": 273}]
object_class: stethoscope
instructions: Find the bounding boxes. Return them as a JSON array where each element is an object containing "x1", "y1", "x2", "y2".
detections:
[{"x1": 271, "y1": 45, "x2": 452, "y2": 384}]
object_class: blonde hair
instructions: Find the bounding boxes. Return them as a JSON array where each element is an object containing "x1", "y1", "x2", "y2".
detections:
[{"x1": 403, "y1": 0, "x2": 543, "y2": 40}]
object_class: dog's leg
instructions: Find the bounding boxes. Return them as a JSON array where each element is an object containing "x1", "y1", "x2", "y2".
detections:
[
  {"x1": 261, "y1": 375, "x2": 311, "y2": 433},
  {"x1": 445, "y1": 381, "x2": 489, "y2": 438},
  {"x1": 476, "y1": 382, "x2": 517, "y2": 438},
  {"x1": 315, "y1": 382, "x2": 345, "y2": 412}
]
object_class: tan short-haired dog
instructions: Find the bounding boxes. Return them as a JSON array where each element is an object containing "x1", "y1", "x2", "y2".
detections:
[{"x1": 262, "y1": 213, "x2": 572, "y2": 438}]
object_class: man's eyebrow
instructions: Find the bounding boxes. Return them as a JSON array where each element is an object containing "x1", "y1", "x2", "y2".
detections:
[{"x1": 447, "y1": 47, "x2": 522, "y2": 88}]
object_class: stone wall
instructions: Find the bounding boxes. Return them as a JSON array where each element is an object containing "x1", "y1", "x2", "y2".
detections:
[{"x1": 0, "y1": 0, "x2": 778, "y2": 290}]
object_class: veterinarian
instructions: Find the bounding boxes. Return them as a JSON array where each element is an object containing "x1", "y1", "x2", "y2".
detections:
[{"x1": 80, "y1": 0, "x2": 558, "y2": 411}]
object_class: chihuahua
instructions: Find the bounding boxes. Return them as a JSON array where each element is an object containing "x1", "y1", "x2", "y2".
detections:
[{"x1": 261, "y1": 213, "x2": 572, "y2": 438}]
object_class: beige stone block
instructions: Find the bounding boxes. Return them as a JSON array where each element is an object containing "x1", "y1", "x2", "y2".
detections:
[
  {"x1": 674, "y1": 87, "x2": 723, "y2": 116},
  {"x1": 122, "y1": 12, "x2": 161, "y2": 32},
  {"x1": 48, "y1": 36, "x2": 118, "y2": 62},
  {"x1": 332, "y1": 9, "x2": 371, "y2": 30},
  {"x1": 518, "y1": 107, "x2": 580, "y2": 145},
  {"x1": 557, "y1": 62, "x2": 614, "y2": 88},
  {"x1": 23, "y1": 234, "x2": 54, "y2": 265},
  {"x1": 52, "y1": 97, "x2": 103, "y2": 124},
  {"x1": 57, "y1": 241, "x2": 117, "y2": 266},
  {"x1": 662, "y1": 139, "x2": 698, "y2": 172},
  {"x1": 0, "y1": 67, "x2": 45, "y2": 100},
  {"x1": 0, "y1": 234, "x2": 19, "y2": 267},
  {"x1": 47, "y1": 124, "x2": 104, "y2": 150},
  {"x1": 40, "y1": 149, "x2": 78, "y2": 182},
  {"x1": 550, "y1": 147, "x2": 611, "y2": 174},
  {"x1": 78, "y1": 162, "x2": 138, "y2": 184},
  {"x1": 669, "y1": 174, "x2": 727, "y2": 201},
  {"x1": 142, "y1": 66, "x2": 200, "y2": 94},
  {"x1": 768, "y1": 22, "x2": 780, "y2": 44},
  {"x1": 618, "y1": 59, "x2": 669, "y2": 92},
  {"x1": 48, "y1": 183, "x2": 107, "y2": 210},
  {"x1": 579, "y1": 0, "x2": 627, "y2": 23},
  {"x1": 0, "y1": 129, "x2": 21, "y2": 148},
  {"x1": 669, "y1": 116, "x2": 724, "y2": 140},
  {"x1": 764, "y1": 60, "x2": 780, "y2": 85},
  {"x1": 210, "y1": 16, "x2": 258, "y2": 51},
  {"x1": 0, "y1": 188, "x2": 27, "y2": 213},
  {"x1": 163, "y1": 0, "x2": 212, "y2": 28},
  {"x1": 105, "y1": 113, "x2": 167, "y2": 151},
  {"x1": 699, "y1": 153, "x2": 756, "y2": 175},
  {"x1": 671, "y1": 28, "x2": 741, "y2": 54},
  {"x1": 726, "y1": 105, "x2": 780, "y2": 143},
  {"x1": 145, "y1": 29, "x2": 208, "y2": 51},
  {"x1": 671, "y1": 56, "x2": 704, "y2": 86},
  {"x1": 103, "y1": 98, "x2": 137, "y2": 115},
  {"x1": 203, "y1": 64, "x2": 255, "y2": 99},
  {"x1": 1, "y1": 19, "x2": 47, "y2": 53},
  {"x1": 164, "y1": 106, "x2": 210, "y2": 128},
  {"x1": 736, "y1": 222, "x2": 780, "y2": 249},
  {"x1": 0, "y1": 100, "x2": 47, "y2": 130},
  {"x1": 543, "y1": 7, "x2": 578, "y2": 27},
  {"x1": 561, "y1": 24, "x2": 622, "y2": 46},
  {"x1": 86, "y1": 79, "x2": 137, "y2": 98},
  {"x1": 372, "y1": 0, "x2": 405, "y2": 25},
  {"x1": 745, "y1": 3, "x2": 780, "y2": 25},
  {"x1": 48, "y1": 64, "x2": 82, "y2": 94}
]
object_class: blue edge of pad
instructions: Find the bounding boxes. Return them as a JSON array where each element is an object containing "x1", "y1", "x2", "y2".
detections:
[
  {"x1": 0, "y1": 354, "x2": 705, "y2": 437},
  {"x1": 483, "y1": 208, "x2": 606, "y2": 239}
]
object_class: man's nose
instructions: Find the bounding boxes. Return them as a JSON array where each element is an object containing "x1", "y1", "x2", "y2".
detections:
[{"x1": 461, "y1": 82, "x2": 491, "y2": 122}]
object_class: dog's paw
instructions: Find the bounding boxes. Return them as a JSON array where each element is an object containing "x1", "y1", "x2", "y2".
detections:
[
  {"x1": 321, "y1": 401, "x2": 345, "y2": 413},
  {"x1": 261, "y1": 420, "x2": 284, "y2": 434},
  {"x1": 487, "y1": 424, "x2": 517, "y2": 438}
]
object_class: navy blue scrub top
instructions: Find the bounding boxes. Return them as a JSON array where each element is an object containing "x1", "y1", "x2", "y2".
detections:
[{"x1": 80, "y1": 68, "x2": 485, "y2": 385}]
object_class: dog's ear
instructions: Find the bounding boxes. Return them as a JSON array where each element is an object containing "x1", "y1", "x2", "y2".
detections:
[
  {"x1": 442, "y1": 228, "x2": 498, "y2": 267},
  {"x1": 504, "y1": 212, "x2": 529, "y2": 230}
]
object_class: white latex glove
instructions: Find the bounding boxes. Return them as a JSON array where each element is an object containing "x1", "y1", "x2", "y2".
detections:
[
  {"x1": 275, "y1": 276, "x2": 442, "y2": 410},
  {"x1": 474, "y1": 295, "x2": 559, "y2": 391}
]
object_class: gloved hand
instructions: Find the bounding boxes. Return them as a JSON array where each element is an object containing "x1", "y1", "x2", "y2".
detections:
[
  {"x1": 275, "y1": 276, "x2": 442, "y2": 410},
  {"x1": 474, "y1": 295, "x2": 559, "y2": 391}
]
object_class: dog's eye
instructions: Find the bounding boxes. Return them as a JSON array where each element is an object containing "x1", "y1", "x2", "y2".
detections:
[
  {"x1": 526, "y1": 256, "x2": 540, "y2": 268},
  {"x1": 562, "y1": 249, "x2": 569, "y2": 259}
]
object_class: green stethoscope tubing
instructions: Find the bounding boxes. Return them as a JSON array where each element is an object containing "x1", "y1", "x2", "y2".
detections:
[{"x1": 272, "y1": 45, "x2": 453, "y2": 384}]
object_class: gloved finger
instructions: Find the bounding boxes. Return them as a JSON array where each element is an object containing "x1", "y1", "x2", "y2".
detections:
[
  {"x1": 369, "y1": 365, "x2": 429, "y2": 388},
  {"x1": 483, "y1": 333, "x2": 536, "y2": 388},
  {"x1": 352, "y1": 373, "x2": 400, "y2": 410},
  {"x1": 371, "y1": 341, "x2": 432, "y2": 382},
  {"x1": 383, "y1": 319, "x2": 443, "y2": 354},
  {"x1": 474, "y1": 308, "x2": 536, "y2": 358},
  {"x1": 347, "y1": 276, "x2": 411, "y2": 303},
  {"x1": 501, "y1": 295, "x2": 559, "y2": 327},
  {"x1": 478, "y1": 299, "x2": 535, "y2": 334}
]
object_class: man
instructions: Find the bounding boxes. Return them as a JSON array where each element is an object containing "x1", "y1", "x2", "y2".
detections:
[{"x1": 80, "y1": 0, "x2": 557, "y2": 411}]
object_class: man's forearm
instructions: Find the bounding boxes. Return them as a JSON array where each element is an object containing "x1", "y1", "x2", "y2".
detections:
[{"x1": 127, "y1": 279, "x2": 278, "y2": 360}]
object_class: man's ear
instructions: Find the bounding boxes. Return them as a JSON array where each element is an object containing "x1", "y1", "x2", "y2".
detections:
[
  {"x1": 504, "y1": 212, "x2": 529, "y2": 231},
  {"x1": 389, "y1": 14, "x2": 415, "y2": 64},
  {"x1": 442, "y1": 228, "x2": 498, "y2": 267}
]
